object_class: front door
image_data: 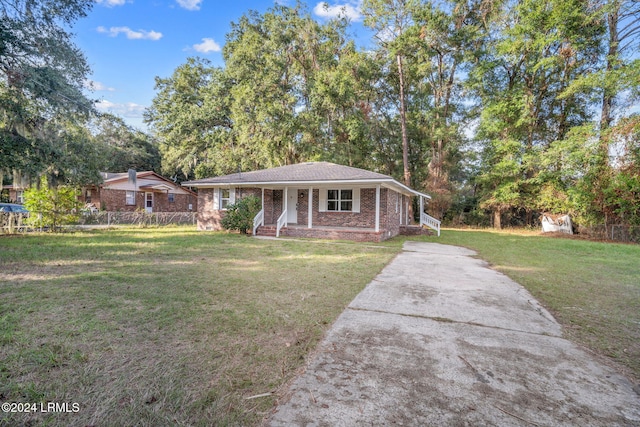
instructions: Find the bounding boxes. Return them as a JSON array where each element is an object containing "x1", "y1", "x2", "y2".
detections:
[
  {"x1": 145, "y1": 192, "x2": 153, "y2": 213},
  {"x1": 286, "y1": 188, "x2": 297, "y2": 224}
]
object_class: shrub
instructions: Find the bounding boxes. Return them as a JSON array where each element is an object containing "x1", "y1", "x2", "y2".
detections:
[
  {"x1": 24, "y1": 177, "x2": 80, "y2": 231},
  {"x1": 221, "y1": 195, "x2": 262, "y2": 234}
]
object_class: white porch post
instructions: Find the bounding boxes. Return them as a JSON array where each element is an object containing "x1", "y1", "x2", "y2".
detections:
[
  {"x1": 375, "y1": 185, "x2": 380, "y2": 232},
  {"x1": 420, "y1": 196, "x2": 423, "y2": 225},
  {"x1": 308, "y1": 187, "x2": 313, "y2": 228},
  {"x1": 284, "y1": 187, "x2": 288, "y2": 226},
  {"x1": 261, "y1": 188, "x2": 265, "y2": 226}
]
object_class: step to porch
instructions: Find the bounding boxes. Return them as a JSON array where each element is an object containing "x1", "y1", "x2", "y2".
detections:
[{"x1": 255, "y1": 225, "x2": 284, "y2": 237}]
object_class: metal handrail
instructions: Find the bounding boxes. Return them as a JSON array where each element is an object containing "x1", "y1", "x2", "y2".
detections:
[
  {"x1": 276, "y1": 209, "x2": 287, "y2": 237},
  {"x1": 420, "y1": 212, "x2": 441, "y2": 237},
  {"x1": 252, "y1": 209, "x2": 264, "y2": 236}
]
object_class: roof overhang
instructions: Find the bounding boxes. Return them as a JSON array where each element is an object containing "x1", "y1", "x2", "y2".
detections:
[
  {"x1": 139, "y1": 184, "x2": 174, "y2": 192},
  {"x1": 184, "y1": 179, "x2": 431, "y2": 199}
]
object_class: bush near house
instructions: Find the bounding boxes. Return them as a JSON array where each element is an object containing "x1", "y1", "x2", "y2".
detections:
[{"x1": 221, "y1": 195, "x2": 261, "y2": 234}]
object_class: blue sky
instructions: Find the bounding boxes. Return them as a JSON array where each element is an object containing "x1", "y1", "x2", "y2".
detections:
[{"x1": 75, "y1": 0, "x2": 372, "y2": 130}]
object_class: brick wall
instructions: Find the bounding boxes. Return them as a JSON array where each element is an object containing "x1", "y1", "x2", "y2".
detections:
[{"x1": 93, "y1": 189, "x2": 196, "y2": 212}]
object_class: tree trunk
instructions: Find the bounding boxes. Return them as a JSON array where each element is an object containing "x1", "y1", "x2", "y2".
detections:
[
  {"x1": 493, "y1": 209, "x2": 502, "y2": 229},
  {"x1": 397, "y1": 53, "x2": 413, "y2": 222},
  {"x1": 397, "y1": 53, "x2": 410, "y2": 188}
]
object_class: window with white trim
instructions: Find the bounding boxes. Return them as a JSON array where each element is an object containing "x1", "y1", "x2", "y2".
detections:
[
  {"x1": 327, "y1": 189, "x2": 353, "y2": 211},
  {"x1": 221, "y1": 189, "x2": 231, "y2": 209},
  {"x1": 126, "y1": 191, "x2": 136, "y2": 205},
  {"x1": 16, "y1": 191, "x2": 24, "y2": 204},
  {"x1": 319, "y1": 188, "x2": 360, "y2": 212},
  {"x1": 213, "y1": 188, "x2": 235, "y2": 210}
]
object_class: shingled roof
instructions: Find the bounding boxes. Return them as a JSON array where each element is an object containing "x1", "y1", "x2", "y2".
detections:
[{"x1": 183, "y1": 162, "x2": 431, "y2": 198}]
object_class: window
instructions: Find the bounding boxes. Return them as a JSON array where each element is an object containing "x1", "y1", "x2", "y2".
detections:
[
  {"x1": 126, "y1": 191, "x2": 136, "y2": 205},
  {"x1": 168, "y1": 193, "x2": 175, "y2": 203},
  {"x1": 16, "y1": 191, "x2": 24, "y2": 204},
  {"x1": 327, "y1": 189, "x2": 353, "y2": 212},
  {"x1": 319, "y1": 188, "x2": 360, "y2": 213},
  {"x1": 213, "y1": 188, "x2": 235, "y2": 210},
  {"x1": 221, "y1": 189, "x2": 231, "y2": 209}
]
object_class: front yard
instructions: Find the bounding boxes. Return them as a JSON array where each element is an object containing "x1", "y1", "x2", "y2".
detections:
[
  {"x1": 2, "y1": 227, "x2": 638, "y2": 426},
  {"x1": 0, "y1": 228, "x2": 398, "y2": 426}
]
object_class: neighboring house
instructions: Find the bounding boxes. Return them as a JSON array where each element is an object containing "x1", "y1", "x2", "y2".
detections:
[
  {"x1": 1, "y1": 184, "x2": 25, "y2": 204},
  {"x1": 183, "y1": 162, "x2": 440, "y2": 242},
  {"x1": 79, "y1": 171, "x2": 197, "y2": 213}
]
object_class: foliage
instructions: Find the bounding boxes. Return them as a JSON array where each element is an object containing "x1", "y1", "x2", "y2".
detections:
[
  {"x1": 0, "y1": 0, "x2": 95, "y2": 178},
  {"x1": 23, "y1": 176, "x2": 80, "y2": 230},
  {"x1": 221, "y1": 195, "x2": 262, "y2": 234},
  {"x1": 91, "y1": 113, "x2": 161, "y2": 173},
  {"x1": 143, "y1": 0, "x2": 640, "y2": 231}
]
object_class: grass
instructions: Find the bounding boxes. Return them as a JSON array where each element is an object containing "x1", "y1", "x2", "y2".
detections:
[
  {"x1": 422, "y1": 228, "x2": 640, "y2": 382},
  {"x1": 0, "y1": 227, "x2": 398, "y2": 426},
  {"x1": 1, "y1": 226, "x2": 638, "y2": 425}
]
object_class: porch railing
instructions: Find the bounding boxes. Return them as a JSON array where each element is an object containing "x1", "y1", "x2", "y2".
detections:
[
  {"x1": 252, "y1": 209, "x2": 264, "y2": 236},
  {"x1": 421, "y1": 212, "x2": 441, "y2": 237},
  {"x1": 276, "y1": 209, "x2": 287, "y2": 237}
]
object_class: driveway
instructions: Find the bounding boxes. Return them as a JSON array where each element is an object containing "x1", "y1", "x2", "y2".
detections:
[{"x1": 267, "y1": 242, "x2": 640, "y2": 426}]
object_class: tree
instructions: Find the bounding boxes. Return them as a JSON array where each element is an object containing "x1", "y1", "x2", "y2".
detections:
[
  {"x1": 92, "y1": 114, "x2": 161, "y2": 173},
  {"x1": 470, "y1": 0, "x2": 604, "y2": 227},
  {"x1": 145, "y1": 58, "x2": 235, "y2": 180},
  {"x1": 362, "y1": 0, "x2": 421, "y2": 189},
  {"x1": 0, "y1": 0, "x2": 95, "y2": 187}
]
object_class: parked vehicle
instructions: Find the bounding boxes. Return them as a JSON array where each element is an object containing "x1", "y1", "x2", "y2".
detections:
[{"x1": 0, "y1": 203, "x2": 29, "y2": 214}]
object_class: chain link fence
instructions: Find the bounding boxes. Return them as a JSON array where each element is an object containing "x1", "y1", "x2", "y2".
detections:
[
  {"x1": 577, "y1": 224, "x2": 640, "y2": 244},
  {"x1": 77, "y1": 211, "x2": 197, "y2": 226},
  {"x1": 2, "y1": 211, "x2": 197, "y2": 234}
]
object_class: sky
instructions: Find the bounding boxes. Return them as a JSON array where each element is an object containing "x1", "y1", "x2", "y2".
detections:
[{"x1": 74, "y1": 0, "x2": 373, "y2": 131}]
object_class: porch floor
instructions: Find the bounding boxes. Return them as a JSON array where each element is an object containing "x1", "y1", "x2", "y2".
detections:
[{"x1": 261, "y1": 224, "x2": 377, "y2": 233}]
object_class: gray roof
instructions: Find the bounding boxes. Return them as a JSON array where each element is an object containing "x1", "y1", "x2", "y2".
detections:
[
  {"x1": 183, "y1": 162, "x2": 431, "y2": 199},
  {"x1": 184, "y1": 162, "x2": 391, "y2": 185}
]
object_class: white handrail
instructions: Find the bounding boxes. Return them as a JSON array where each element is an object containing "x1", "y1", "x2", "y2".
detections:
[
  {"x1": 252, "y1": 209, "x2": 264, "y2": 236},
  {"x1": 421, "y1": 212, "x2": 441, "y2": 237},
  {"x1": 276, "y1": 209, "x2": 287, "y2": 237}
]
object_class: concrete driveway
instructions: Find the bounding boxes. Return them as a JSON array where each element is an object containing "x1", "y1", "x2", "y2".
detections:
[{"x1": 267, "y1": 242, "x2": 640, "y2": 426}]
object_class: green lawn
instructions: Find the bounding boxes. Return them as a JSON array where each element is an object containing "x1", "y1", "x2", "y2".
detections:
[
  {"x1": 422, "y1": 228, "x2": 640, "y2": 382},
  {"x1": 0, "y1": 228, "x2": 398, "y2": 426},
  {"x1": 1, "y1": 227, "x2": 638, "y2": 426}
]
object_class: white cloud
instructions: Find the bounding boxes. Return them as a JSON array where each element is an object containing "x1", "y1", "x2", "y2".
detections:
[
  {"x1": 176, "y1": 0, "x2": 202, "y2": 11},
  {"x1": 84, "y1": 80, "x2": 116, "y2": 92},
  {"x1": 95, "y1": 0, "x2": 127, "y2": 6},
  {"x1": 97, "y1": 26, "x2": 163, "y2": 41},
  {"x1": 313, "y1": 2, "x2": 362, "y2": 22},
  {"x1": 96, "y1": 100, "x2": 146, "y2": 118},
  {"x1": 192, "y1": 38, "x2": 221, "y2": 54}
]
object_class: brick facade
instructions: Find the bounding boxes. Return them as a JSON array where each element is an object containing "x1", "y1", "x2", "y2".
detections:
[
  {"x1": 196, "y1": 186, "x2": 412, "y2": 241},
  {"x1": 80, "y1": 188, "x2": 197, "y2": 213}
]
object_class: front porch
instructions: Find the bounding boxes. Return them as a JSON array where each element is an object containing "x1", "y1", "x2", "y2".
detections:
[{"x1": 254, "y1": 223, "x2": 434, "y2": 242}]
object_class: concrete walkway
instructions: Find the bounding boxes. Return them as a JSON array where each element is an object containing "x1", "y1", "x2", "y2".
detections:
[{"x1": 267, "y1": 242, "x2": 640, "y2": 426}]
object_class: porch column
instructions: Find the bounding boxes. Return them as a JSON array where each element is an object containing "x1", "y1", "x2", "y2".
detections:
[
  {"x1": 308, "y1": 187, "x2": 313, "y2": 228},
  {"x1": 284, "y1": 187, "x2": 288, "y2": 226},
  {"x1": 375, "y1": 185, "x2": 380, "y2": 232},
  {"x1": 420, "y1": 196, "x2": 424, "y2": 225},
  {"x1": 261, "y1": 188, "x2": 265, "y2": 226}
]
